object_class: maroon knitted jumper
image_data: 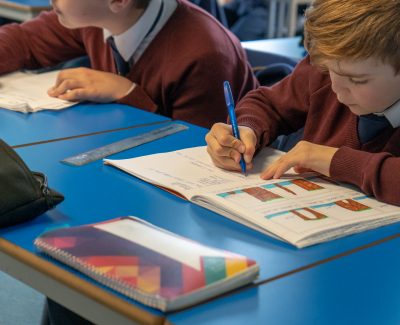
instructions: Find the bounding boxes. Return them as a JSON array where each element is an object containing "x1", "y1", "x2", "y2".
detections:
[
  {"x1": 236, "y1": 56, "x2": 400, "y2": 205},
  {"x1": 0, "y1": 1, "x2": 257, "y2": 128}
]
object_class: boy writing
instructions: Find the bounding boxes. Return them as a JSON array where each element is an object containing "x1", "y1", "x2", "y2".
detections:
[
  {"x1": 206, "y1": 0, "x2": 400, "y2": 205},
  {"x1": 0, "y1": 0, "x2": 257, "y2": 128}
]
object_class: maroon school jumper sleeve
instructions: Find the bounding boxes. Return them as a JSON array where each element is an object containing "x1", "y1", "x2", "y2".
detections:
[
  {"x1": 235, "y1": 56, "x2": 400, "y2": 205},
  {"x1": 0, "y1": 1, "x2": 258, "y2": 128}
]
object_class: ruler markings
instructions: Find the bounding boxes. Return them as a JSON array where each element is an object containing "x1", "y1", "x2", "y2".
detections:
[{"x1": 61, "y1": 123, "x2": 188, "y2": 166}]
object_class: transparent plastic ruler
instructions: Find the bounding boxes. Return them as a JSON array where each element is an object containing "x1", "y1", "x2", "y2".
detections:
[{"x1": 61, "y1": 123, "x2": 188, "y2": 166}]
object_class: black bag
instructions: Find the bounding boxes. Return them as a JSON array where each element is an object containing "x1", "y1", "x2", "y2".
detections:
[{"x1": 0, "y1": 139, "x2": 64, "y2": 227}]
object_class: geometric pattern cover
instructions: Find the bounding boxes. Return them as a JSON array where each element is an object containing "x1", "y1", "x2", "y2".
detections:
[{"x1": 34, "y1": 217, "x2": 257, "y2": 301}]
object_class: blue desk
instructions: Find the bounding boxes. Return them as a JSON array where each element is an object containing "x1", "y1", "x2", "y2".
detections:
[
  {"x1": 0, "y1": 103, "x2": 169, "y2": 147},
  {"x1": 0, "y1": 0, "x2": 50, "y2": 21},
  {"x1": 8, "y1": 121, "x2": 400, "y2": 279},
  {"x1": 0, "y1": 123, "x2": 188, "y2": 325},
  {"x1": 2, "y1": 118, "x2": 400, "y2": 324},
  {"x1": 168, "y1": 234, "x2": 400, "y2": 325},
  {"x1": 242, "y1": 37, "x2": 306, "y2": 67}
]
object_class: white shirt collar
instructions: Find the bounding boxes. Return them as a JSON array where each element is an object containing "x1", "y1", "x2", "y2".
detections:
[
  {"x1": 103, "y1": 0, "x2": 163, "y2": 61},
  {"x1": 374, "y1": 99, "x2": 400, "y2": 128}
]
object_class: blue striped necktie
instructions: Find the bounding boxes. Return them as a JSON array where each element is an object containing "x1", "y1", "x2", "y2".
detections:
[
  {"x1": 357, "y1": 114, "x2": 391, "y2": 144},
  {"x1": 107, "y1": 37, "x2": 130, "y2": 76}
]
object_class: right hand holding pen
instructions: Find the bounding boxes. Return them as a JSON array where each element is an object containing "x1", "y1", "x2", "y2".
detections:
[{"x1": 205, "y1": 123, "x2": 257, "y2": 171}]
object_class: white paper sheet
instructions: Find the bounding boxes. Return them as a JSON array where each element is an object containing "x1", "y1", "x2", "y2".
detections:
[{"x1": 0, "y1": 70, "x2": 76, "y2": 113}]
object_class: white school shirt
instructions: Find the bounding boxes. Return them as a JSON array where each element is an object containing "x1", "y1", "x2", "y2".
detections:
[
  {"x1": 378, "y1": 99, "x2": 400, "y2": 128},
  {"x1": 103, "y1": 0, "x2": 177, "y2": 64}
]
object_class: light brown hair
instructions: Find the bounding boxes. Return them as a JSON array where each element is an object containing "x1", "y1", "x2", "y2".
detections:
[{"x1": 304, "y1": 0, "x2": 400, "y2": 73}]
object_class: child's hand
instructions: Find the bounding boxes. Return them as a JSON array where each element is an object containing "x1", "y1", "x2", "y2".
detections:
[
  {"x1": 47, "y1": 67, "x2": 134, "y2": 102},
  {"x1": 205, "y1": 122, "x2": 257, "y2": 171},
  {"x1": 260, "y1": 141, "x2": 339, "y2": 179}
]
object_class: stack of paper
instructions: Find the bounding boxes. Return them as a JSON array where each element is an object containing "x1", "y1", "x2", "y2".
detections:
[{"x1": 0, "y1": 70, "x2": 76, "y2": 113}]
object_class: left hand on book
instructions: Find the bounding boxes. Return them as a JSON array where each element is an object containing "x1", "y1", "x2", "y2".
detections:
[
  {"x1": 47, "y1": 67, "x2": 134, "y2": 102},
  {"x1": 260, "y1": 141, "x2": 339, "y2": 179}
]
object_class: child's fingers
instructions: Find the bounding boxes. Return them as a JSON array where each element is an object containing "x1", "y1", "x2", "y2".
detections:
[
  {"x1": 48, "y1": 78, "x2": 82, "y2": 97},
  {"x1": 260, "y1": 155, "x2": 294, "y2": 179},
  {"x1": 57, "y1": 88, "x2": 87, "y2": 101}
]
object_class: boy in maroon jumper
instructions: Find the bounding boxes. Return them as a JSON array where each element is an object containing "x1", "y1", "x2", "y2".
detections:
[
  {"x1": 0, "y1": 0, "x2": 257, "y2": 128},
  {"x1": 206, "y1": 0, "x2": 400, "y2": 205}
]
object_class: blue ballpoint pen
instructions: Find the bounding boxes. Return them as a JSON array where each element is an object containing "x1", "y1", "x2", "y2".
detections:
[{"x1": 223, "y1": 81, "x2": 247, "y2": 175}]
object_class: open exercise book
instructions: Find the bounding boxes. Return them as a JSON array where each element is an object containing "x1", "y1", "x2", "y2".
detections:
[
  {"x1": 34, "y1": 217, "x2": 259, "y2": 311},
  {"x1": 0, "y1": 70, "x2": 76, "y2": 112},
  {"x1": 104, "y1": 146, "x2": 400, "y2": 248}
]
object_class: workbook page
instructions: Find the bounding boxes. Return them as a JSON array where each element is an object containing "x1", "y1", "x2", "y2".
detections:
[
  {"x1": 104, "y1": 146, "x2": 284, "y2": 199},
  {"x1": 195, "y1": 175, "x2": 400, "y2": 247},
  {"x1": 105, "y1": 146, "x2": 400, "y2": 247}
]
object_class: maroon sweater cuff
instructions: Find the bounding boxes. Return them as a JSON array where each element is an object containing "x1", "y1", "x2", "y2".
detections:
[
  {"x1": 237, "y1": 118, "x2": 271, "y2": 149},
  {"x1": 330, "y1": 146, "x2": 374, "y2": 187},
  {"x1": 330, "y1": 146, "x2": 400, "y2": 205},
  {"x1": 118, "y1": 84, "x2": 158, "y2": 113}
]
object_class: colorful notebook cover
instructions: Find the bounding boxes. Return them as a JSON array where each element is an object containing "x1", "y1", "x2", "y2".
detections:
[{"x1": 34, "y1": 217, "x2": 259, "y2": 311}]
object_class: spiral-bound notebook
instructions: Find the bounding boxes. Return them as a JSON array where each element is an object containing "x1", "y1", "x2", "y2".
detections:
[{"x1": 34, "y1": 217, "x2": 259, "y2": 311}]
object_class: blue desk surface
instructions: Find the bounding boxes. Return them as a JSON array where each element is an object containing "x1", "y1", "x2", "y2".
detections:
[
  {"x1": 3, "y1": 121, "x2": 400, "y2": 283},
  {"x1": 2, "y1": 120, "x2": 400, "y2": 322},
  {"x1": 242, "y1": 37, "x2": 306, "y2": 67},
  {"x1": 0, "y1": 103, "x2": 169, "y2": 147},
  {"x1": 168, "y1": 235, "x2": 400, "y2": 325},
  {"x1": 0, "y1": 0, "x2": 50, "y2": 21},
  {"x1": 0, "y1": 0, "x2": 49, "y2": 7}
]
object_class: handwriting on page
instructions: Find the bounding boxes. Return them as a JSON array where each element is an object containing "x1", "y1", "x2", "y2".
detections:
[{"x1": 105, "y1": 146, "x2": 286, "y2": 199}]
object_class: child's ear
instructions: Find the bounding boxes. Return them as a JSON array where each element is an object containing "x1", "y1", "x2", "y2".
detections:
[{"x1": 109, "y1": 0, "x2": 133, "y2": 13}]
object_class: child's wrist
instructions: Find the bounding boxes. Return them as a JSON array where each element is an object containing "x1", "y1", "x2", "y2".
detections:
[{"x1": 123, "y1": 82, "x2": 136, "y2": 97}]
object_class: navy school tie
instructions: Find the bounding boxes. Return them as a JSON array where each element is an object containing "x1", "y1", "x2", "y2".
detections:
[
  {"x1": 357, "y1": 114, "x2": 391, "y2": 144},
  {"x1": 107, "y1": 37, "x2": 130, "y2": 76}
]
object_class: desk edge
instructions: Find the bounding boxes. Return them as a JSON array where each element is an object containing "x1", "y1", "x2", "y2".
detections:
[{"x1": 0, "y1": 238, "x2": 164, "y2": 325}]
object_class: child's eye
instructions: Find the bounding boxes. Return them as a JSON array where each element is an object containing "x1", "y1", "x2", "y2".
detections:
[{"x1": 349, "y1": 78, "x2": 369, "y2": 85}]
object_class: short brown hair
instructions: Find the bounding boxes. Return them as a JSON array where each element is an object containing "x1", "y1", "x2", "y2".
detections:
[{"x1": 304, "y1": 0, "x2": 400, "y2": 73}]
